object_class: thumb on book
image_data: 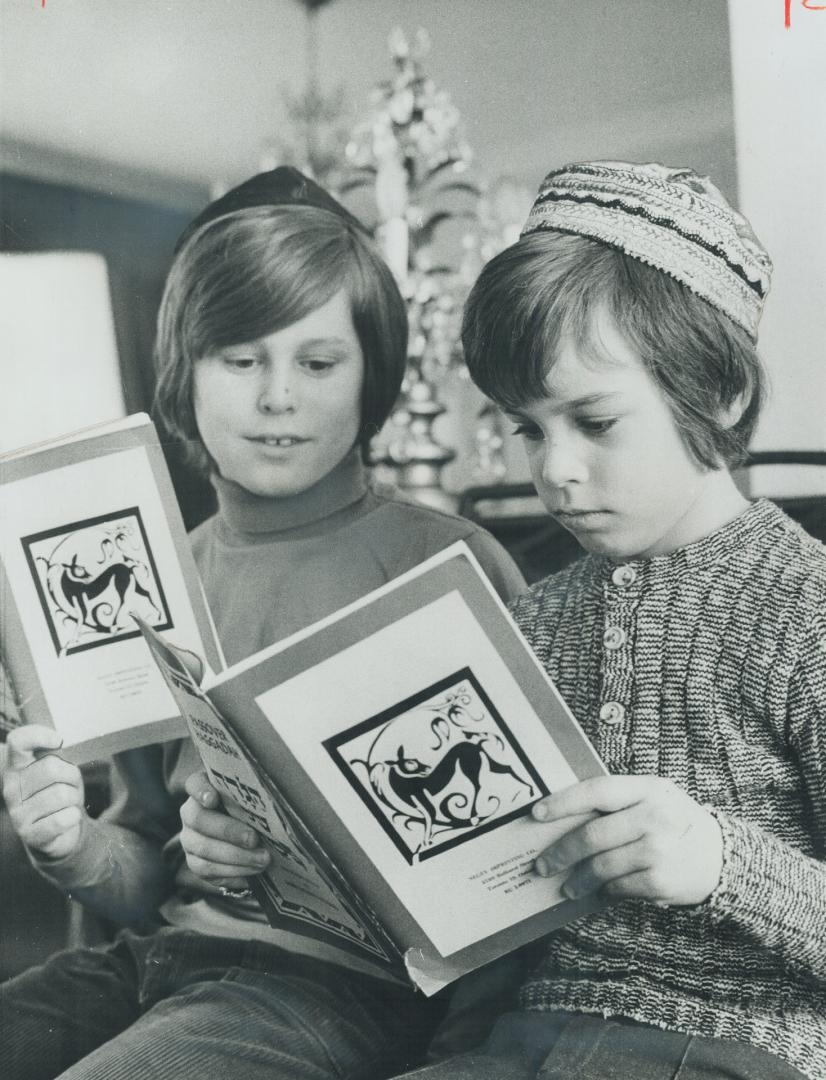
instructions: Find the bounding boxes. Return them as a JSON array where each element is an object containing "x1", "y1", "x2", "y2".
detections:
[
  {"x1": 5, "y1": 724, "x2": 64, "y2": 771},
  {"x1": 185, "y1": 769, "x2": 220, "y2": 808}
]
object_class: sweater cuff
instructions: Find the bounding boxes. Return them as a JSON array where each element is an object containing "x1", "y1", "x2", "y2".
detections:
[{"x1": 704, "y1": 807, "x2": 809, "y2": 929}]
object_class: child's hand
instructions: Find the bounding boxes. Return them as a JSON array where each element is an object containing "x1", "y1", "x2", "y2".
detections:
[
  {"x1": 1, "y1": 725, "x2": 86, "y2": 859},
  {"x1": 180, "y1": 770, "x2": 270, "y2": 891},
  {"x1": 532, "y1": 775, "x2": 723, "y2": 907}
]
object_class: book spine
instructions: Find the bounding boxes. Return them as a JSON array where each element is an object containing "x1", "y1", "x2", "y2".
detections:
[{"x1": 208, "y1": 704, "x2": 403, "y2": 967}]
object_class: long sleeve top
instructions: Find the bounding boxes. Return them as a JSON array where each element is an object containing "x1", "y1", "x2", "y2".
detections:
[
  {"x1": 31, "y1": 450, "x2": 526, "y2": 948},
  {"x1": 510, "y1": 498, "x2": 826, "y2": 1080}
]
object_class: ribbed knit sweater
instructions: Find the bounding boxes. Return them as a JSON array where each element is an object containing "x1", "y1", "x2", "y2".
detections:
[{"x1": 510, "y1": 499, "x2": 826, "y2": 1080}]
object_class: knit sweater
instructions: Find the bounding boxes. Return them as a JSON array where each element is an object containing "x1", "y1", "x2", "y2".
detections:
[
  {"x1": 32, "y1": 450, "x2": 525, "y2": 952},
  {"x1": 510, "y1": 498, "x2": 826, "y2": 1080}
]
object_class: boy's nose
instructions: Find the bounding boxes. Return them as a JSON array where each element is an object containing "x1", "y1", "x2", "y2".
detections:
[
  {"x1": 257, "y1": 366, "x2": 294, "y2": 414},
  {"x1": 539, "y1": 438, "x2": 588, "y2": 488}
]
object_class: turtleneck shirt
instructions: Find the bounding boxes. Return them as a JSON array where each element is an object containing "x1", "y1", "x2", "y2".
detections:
[
  {"x1": 509, "y1": 499, "x2": 826, "y2": 1080},
  {"x1": 191, "y1": 449, "x2": 524, "y2": 665},
  {"x1": 31, "y1": 451, "x2": 525, "y2": 962}
]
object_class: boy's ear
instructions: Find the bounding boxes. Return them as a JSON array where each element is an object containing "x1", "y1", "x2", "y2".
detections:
[{"x1": 719, "y1": 392, "x2": 747, "y2": 430}]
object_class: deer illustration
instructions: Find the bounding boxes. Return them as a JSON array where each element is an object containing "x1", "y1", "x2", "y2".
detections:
[
  {"x1": 43, "y1": 552, "x2": 160, "y2": 641},
  {"x1": 366, "y1": 730, "x2": 535, "y2": 859}
]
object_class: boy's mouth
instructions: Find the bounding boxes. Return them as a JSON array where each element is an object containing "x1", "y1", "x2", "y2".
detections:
[
  {"x1": 553, "y1": 508, "x2": 603, "y2": 517},
  {"x1": 249, "y1": 436, "x2": 307, "y2": 448},
  {"x1": 554, "y1": 509, "x2": 609, "y2": 525}
]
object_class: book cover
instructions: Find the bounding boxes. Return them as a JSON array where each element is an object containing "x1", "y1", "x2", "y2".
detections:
[
  {"x1": 0, "y1": 414, "x2": 223, "y2": 762},
  {"x1": 141, "y1": 541, "x2": 606, "y2": 994}
]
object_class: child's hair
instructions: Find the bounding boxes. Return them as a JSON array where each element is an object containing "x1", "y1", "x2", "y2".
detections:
[
  {"x1": 462, "y1": 230, "x2": 765, "y2": 469},
  {"x1": 154, "y1": 204, "x2": 407, "y2": 472}
]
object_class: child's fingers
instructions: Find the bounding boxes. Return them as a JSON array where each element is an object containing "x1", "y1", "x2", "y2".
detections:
[
  {"x1": 550, "y1": 799, "x2": 723, "y2": 906},
  {"x1": 10, "y1": 781, "x2": 84, "y2": 829},
  {"x1": 184, "y1": 848, "x2": 268, "y2": 881},
  {"x1": 184, "y1": 843, "x2": 268, "y2": 882},
  {"x1": 14, "y1": 755, "x2": 82, "y2": 804},
  {"x1": 3, "y1": 754, "x2": 83, "y2": 820},
  {"x1": 532, "y1": 775, "x2": 656, "y2": 823},
  {"x1": 598, "y1": 867, "x2": 673, "y2": 905},
  {"x1": 558, "y1": 839, "x2": 652, "y2": 901},
  {"x1": 214, "y1": 875, "x2": 254, "y2": 892},
  {"x1": 180, "y1": 795, "x2": 259, "y2": 849},
  {"x1": 184, "y1": 770, "x2": 220, "y2": 809},
  {"x1": 534, "y1": 805, "x2": 645, "y2": 878},
  {"x1": 5, "y1": 725, "x2": 65, "y2": 770},
  {"x1": 19, "y1": 805, "x2": 83, "y2": 856},
  {"x1": 2, "y1": 733, "x2": 86, "y2": 858},
  {"x1": 181, "y1": 823, "x2": 270, "y2": 871}
]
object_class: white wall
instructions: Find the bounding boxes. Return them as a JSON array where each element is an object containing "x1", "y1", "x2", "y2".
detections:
[
  {"x1": 2, "y1": 1, "x2": 737, "y2": 199},
  {"x1": 728, "y1": 0, "x2": 826, "y2": 469}
]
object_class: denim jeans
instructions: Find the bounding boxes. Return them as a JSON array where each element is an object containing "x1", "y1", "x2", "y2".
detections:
[
  {"x1": 398, "y1": 1010, "x2": 808, "y2": 1080},
  {"x1": 0, "y1": 928, "x2": 439, "y2": 1080}
]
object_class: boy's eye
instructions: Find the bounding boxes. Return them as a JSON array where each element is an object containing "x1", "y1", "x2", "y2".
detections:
[
  {"x1": 222, "y1": 355, "x2": 259, "y2": 371},
  {"x1": 577, "y1": 416, "x2": 618, "y2": 436},
  {"x1": 510, "y1": 420, "x2": 544, "y2": 441},
  {"x1": 299, "y1": 356, "x2": 339, "y2": 374}
]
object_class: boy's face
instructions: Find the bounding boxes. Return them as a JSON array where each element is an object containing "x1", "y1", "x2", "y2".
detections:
[
  {"x1": 193, "y1": 289, "x2": 363, "y2": 499},
  {"x1": 507, "y1": 310, "x2": 738, "y2": 560}
]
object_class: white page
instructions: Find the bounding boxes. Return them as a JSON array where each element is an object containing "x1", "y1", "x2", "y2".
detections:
[{"x1": 0, "y1": 444, "x2": 204, "y2": 746}]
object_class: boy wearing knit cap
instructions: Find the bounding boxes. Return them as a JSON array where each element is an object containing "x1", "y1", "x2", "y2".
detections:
[{"x1": 398, "y1": 161, "x2": 824, "y2": 1079}]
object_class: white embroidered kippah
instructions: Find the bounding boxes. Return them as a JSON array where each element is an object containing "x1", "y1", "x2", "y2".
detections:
[{"x1": 521, "y1": 161, "x2": 772, "y2": 340}]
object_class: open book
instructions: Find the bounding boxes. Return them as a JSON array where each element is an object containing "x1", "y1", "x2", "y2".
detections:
[
  {"x1": 140, "y1": 542, "x2": 606, "y2": 995},
  {"x1": 0, "y1": 414, "x2": 223, "y2": 761}
]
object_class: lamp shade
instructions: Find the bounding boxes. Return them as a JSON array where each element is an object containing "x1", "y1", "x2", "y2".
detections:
[{"x1": 0, "y1": 252, "x2": 126, "y2": 455}]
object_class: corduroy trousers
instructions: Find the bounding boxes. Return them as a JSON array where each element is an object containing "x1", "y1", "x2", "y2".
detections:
[
  {"x1": 398, "y1": 1010, "x2": 808, "y2": 1080},
  {"x1": 0, "y1": 927, "x2": 437, "y2": 1080}
]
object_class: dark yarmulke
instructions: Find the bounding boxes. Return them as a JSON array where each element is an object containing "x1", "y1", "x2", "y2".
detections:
[{"x1": 174, "y1": 166, "x2": 368, "y2": 253}]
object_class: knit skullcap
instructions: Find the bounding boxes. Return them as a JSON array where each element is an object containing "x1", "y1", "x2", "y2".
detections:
[
  {"x1": 521, "y1": 160, "x2": 772, "y2": 340},
  {"x1": 174, "y1": 165, "x2": 369, "y2": 254}
]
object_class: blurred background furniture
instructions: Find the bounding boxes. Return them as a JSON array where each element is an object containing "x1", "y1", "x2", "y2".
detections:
[
  {"x1": 0, "y1": 252, "x2": 125, "y2": 453},
  {"x1": 738, "y1": 451, "x2": 826, "y2": 543},
  {"x1": 0, "y1": 175, "x2": 216, "y2": 531}
]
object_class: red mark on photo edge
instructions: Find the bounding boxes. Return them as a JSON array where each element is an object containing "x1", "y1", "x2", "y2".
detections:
[{"x1": 787, "y1": 0, "x2": 826, "y2": 27}]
